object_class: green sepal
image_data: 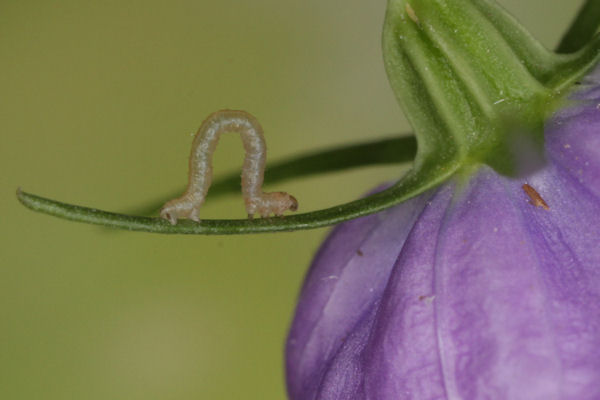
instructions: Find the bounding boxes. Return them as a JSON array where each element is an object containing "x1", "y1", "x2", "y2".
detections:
[{"x1": 557, "y1": 0, "x2": 600, "y2": 54}]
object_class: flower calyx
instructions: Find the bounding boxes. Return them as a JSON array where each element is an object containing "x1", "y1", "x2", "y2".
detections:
[{"x1": 383, "y1": 0, "x2": 600, "y2": 184}]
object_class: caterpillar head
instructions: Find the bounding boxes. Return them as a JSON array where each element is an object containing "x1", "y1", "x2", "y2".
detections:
[{"x1": 248, "y1": 192, "x2": 298, "y2": 218}]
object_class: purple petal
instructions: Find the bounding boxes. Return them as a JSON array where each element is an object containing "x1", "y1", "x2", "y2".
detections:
[
  {"x1": 286, "y1": 69, "x2": 600, "y2": 400},
  {"x1": 286, "y1": 191, "x2": 435, "y2": 399}
]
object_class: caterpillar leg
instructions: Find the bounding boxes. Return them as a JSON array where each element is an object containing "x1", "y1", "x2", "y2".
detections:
[{"x1": 160, "y1": 196, "x2": 202, "y2": 225}]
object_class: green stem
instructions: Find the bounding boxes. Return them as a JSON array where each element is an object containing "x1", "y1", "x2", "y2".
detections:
[{"x1": 557, "y1": 0, "x2": 600, "y2": 53}]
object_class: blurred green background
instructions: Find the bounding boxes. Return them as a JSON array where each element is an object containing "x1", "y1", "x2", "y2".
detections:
[{"x1": 0, "y1": 1, "x2": 582, "y2": 399}]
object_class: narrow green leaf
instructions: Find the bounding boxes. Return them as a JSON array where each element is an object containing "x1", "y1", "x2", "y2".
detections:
[
  {"x1": 557, "y1": 0, "x2": 600, "y2": 54},
  {"x1": 546, "y1": 35, "x2": 600, "y2": 92},
  {"x1": 16, "y1": 161, "x2": 458, "y2": 234},
  {"x1": 16, "y1": 135, "x2": 422, "y2": 234},
  {"x1": 127, "y1": 135, "x2": 416, "y2": 216}
]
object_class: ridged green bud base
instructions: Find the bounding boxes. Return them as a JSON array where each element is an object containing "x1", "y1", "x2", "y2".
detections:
[{"x1": 383, "y1": 0, "x2": 600, "y2": 178}]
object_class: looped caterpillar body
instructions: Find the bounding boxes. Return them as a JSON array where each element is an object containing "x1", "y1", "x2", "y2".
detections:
[{"x1": 160, "y1": 110, "x2": 298, "y2": 225}]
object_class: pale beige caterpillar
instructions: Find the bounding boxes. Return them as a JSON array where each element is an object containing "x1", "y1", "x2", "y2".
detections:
[{"x1": 160, "y1": 110, "x2": 298, "y2": 225}]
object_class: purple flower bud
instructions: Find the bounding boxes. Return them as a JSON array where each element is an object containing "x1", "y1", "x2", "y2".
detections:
[{"x1": 285, "y1": 68, "x2": 600, "y2": 400}]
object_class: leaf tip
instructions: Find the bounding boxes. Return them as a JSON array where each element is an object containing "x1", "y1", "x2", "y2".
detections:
[{"x1": 16, "y1": 187, "x2": 25, "y2": 204}]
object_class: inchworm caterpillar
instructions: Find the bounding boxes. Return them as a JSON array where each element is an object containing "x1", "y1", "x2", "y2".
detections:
[
  {"x1": 522, "y1": 183, "x2": 550, "y2": 210},
  {"x1": 160, "y1": 110, "x2": 298, "y2": 225}
]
